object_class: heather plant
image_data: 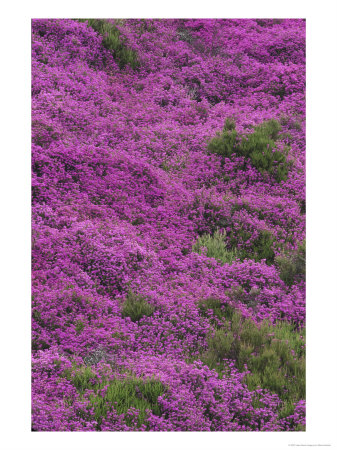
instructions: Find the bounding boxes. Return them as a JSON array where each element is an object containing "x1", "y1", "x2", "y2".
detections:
[
  {"x1": 192, "y1": 229, "x2": 238, "y2": 264},
  {"x1": 32, "y1": 349, "x2": 306, "y2": 431},
  {"x1": 121, "y1": 290, "x2": 155, "y2": 322}
]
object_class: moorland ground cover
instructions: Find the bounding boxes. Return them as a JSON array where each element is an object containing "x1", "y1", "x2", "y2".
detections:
[{"x1": 32, "y1": 18, "x2": 305, "y2": 431}]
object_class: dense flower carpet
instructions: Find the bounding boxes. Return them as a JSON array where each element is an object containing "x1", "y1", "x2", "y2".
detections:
[{"x1": 32, "y1": 19, "x2": 305, "y2": 431}]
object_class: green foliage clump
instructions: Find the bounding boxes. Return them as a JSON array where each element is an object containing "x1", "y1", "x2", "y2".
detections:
[
  {"x1": 62, "y1": 364, "x2": 165, "y2": 429},
  {"x1": 207, "y1": 120, "x2": 239, "y2": 160},
  {"x1": 224, "y1": 117, "x2": 236, "y2": 131},
  {"x1": 192, "y1": 230, "x2": 238, "y2": 264},
  {"x1": 78, "y1": 19, "x2": 139, "y2": 69},
  {"x1": 275, "y1": 240, "x2": 306, "y2": 286},
  {"x1": 245, "y1": 229, "x2": 275, "y2": 263},
  {"x1": 198, "y1": 297, "x2": 235, "y2": 327},
  {"x1": 193, "y1": 226, "x2": 275, "y2": 265},
  {"x1": 89, "y1": 376, "x2": 165, "y2": 428},
  {"x1": 229, "y1": 228, "x2": 276, "y2": 264},
  {"x1": 199, "y1": 310, "x2": 305, "y2": 411},
  {"x1": 208, "y1": 119, "x2": 291, "y2": 182},
  {"x1": 75, "y1": 320, "x2": 85, "y2": 334},
  {"x1": 63, "y1": 365, "x2": 98, "y2": 393},
  {"x1": 121, "y1": 290, "x2": 154, "y2": 322}
]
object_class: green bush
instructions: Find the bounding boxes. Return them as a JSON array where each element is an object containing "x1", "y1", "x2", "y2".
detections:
[
  {"x1": 199, "y1": 311, "x2": 305, "y2": 410},
  {"x1": 89, "y1": 376, "x2": 165, "y2": 428},
  {"x1": 121, "y1": 290, "x2": 154, "y2": 322},
  {"x1": 207, "y1": 125, "x2": 239, "y2": 159},
  {"x1": 78, "y1": 19, "x2": 139, "y2": 69},
  {"x1": 224, "y1": 117, "x2": 236, "y2": 131},
  {"x1": 198, "y1": 297, "x2": 235, "y2": 327},
  {"x1": 193, "y1": 226, "x2": 275, "y2": 265},
  {"x1": 229, "y1": 228, "x2": 276, "y2": 264},
  {"x1": 275, "y1": 240, "x2": 306, "y2": 286},
  {"x1": 208, "y1": 119, "x2": 291, "y2": 182},
  {"x1": 192, "y1": 230, "x2": 238, "y2": 264},
  {"x1": 62, "y1": 364, "x2": 165, "y2": 429},
  {"x1": 63, "y1": 365, "x2": 98, "y2": 393},
  {"x1": 246, "y1": 229, "x2": 275, "y2": 263},
  {"x1": 75, "y1": 320, "x2": 85, "y2": 334}
]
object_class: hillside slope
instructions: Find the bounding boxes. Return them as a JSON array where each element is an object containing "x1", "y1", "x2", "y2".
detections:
[{"x1": 32, "y1": 19, "x2": 305, "y2": 431}]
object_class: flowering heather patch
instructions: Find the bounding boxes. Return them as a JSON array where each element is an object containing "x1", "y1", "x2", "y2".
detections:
[{"x1": 31, "y1": 18, "x2": 305, "y2": 431}]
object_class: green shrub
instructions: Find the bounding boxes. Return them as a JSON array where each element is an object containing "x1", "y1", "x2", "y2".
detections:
[
  {"x1": 192, "y1": 230, "x2": 238, "y2": 264},
  {"x1": 78, "y1": 19, "x2": 139, "y2": 69},
  {"x1": 89, "y1": 376, "x2": 165, "y2": 428},
  {"x1": 208, "y1": 119, "x2": 291, "y2": 182},
  {"x1": 227, "y1": 285, "x2": 261, "y2": 309},
  {"x1": 67, "y1": 365, "x2": 98, "y2": 393},
  {"x1": 200, "y1": 311, "x2": 305, "y2": 409},
  {"x1": 229, "y1": 228, "x2": 275, "y2": 264},
  {"x1": 207, "y1": 126, "x2": 239, "y2": 159},
  {"x1": 121, "y1": 290, "x2": 154, "y2": 322},
  {"x1": 224, "y1": 117, "x2": 236, "y2": 131},
  {"x1": 62, "y1": 364, "x2": 165, "y2": 429},
  {"x1": 256, "y1": 119, "x2": 282, "y2": 140},
  {"x1": 248, "y1": 229, "x2": 275, "y2": 263},
  {"x1": 198, "y1": 297, "x2": 235, "y2": 327},
  {"x1": 275, "y1": 240, "x2": 306, "y2": 286},
  {"x1": 75, "y1": 320, "x2": 85, "y2": 334}
]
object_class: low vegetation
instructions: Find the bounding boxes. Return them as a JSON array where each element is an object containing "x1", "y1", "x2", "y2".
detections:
[
  {"x1": 192, "y1": 229, "x2": 238, "y2": 264},
  {"x1": 275, "y1": 240, "x2": 306, "y2": 286},
  {"x1": 208, "y1": 118, "x2": 291, "y2": 182},
  {"x1": 198, "y1": 302, "x2": 305, "y2": 418},
  {"x1": 61, "y1": 364, "x2": 165, "y2": 429},
  {"x1": 79, "y1": 19, "x2": 139, "y2": 69},
  {"x1": 121, "y1": 290, "x2": 155, "y2": 322}
]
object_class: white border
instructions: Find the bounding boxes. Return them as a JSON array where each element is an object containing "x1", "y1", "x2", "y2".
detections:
[{"x1": 1, "y1": 1, "x2": 337, "y2": 449}]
